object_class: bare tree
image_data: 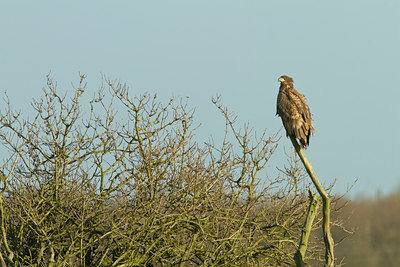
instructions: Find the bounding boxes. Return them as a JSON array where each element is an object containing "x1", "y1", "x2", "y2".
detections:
[{"x1": 0, "y1": 74, "x2": 330, "y2": 266}]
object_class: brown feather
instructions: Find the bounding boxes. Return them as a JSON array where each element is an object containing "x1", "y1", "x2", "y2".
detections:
[{"x1": 276, "y1": 75, "x2": 314, "y2": 149}]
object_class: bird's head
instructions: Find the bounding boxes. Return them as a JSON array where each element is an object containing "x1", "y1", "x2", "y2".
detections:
[{"x1": 278, "y1": 75, "x2": 294, "y2": 88}]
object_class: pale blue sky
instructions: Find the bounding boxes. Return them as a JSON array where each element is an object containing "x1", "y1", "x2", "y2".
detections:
[{"x1": 1, "y1": 1, "x2": 399, "y2": 198}]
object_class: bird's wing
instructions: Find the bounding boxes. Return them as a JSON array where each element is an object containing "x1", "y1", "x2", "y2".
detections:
[
  {"x1": 289, "y1": 88, "x2": 314, "y2": 136},
  {"x1": 277, "y1": 89, "x2": 302, "y2": 138}
]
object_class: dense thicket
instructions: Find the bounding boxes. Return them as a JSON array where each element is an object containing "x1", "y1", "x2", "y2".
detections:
[{"x1": 0, "y1": 75, "x2": 327, "y2": 266}]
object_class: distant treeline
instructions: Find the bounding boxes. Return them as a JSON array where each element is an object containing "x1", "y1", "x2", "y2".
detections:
[{"x1": 333, "y1": 191, "x2": 400, "y2": 266}]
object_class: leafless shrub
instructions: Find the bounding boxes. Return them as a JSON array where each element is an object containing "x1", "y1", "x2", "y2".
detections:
[{"x1": 0, "y1": 74, "x2": 328, "y2": 266}]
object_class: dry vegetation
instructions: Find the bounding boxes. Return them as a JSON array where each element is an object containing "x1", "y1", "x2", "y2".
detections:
[{"x1": 0, "y1": 74, "x2": 337, "y2": 266}]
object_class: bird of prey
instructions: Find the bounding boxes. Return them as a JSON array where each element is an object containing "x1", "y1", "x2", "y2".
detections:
[{"x1": 276, "y1": 75, "x2": 314, "y2": 149}]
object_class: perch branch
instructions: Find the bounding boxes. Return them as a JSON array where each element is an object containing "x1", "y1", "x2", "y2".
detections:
[{"x1": 289, "y1": 136, "x2": 334, "y2": 267}]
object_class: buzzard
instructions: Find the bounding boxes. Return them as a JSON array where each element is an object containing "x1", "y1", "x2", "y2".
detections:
[{"x1": 276, "y1": 75, "x2": 314, "y2": 149}]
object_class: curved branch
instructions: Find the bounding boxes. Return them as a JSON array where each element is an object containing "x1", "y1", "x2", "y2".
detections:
[
  {"x1": 290, "y1": 136, "x2": 334, "y2": 267},
  {"x1": 294, "y1": 190, "x2": 319, "y2": 267}
]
